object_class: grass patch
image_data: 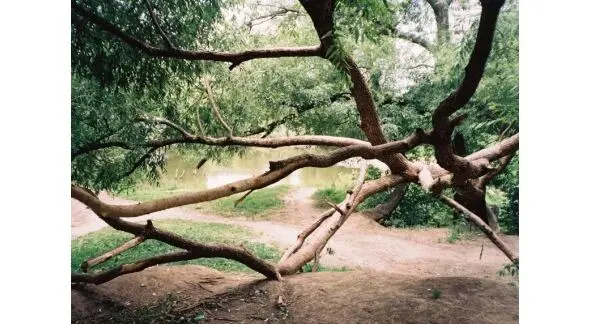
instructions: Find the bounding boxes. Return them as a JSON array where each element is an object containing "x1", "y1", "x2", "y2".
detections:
[
  {"x1": 202, "y1": 185, "x2": 290, "y2": 219},
  {"x1": 444, "y1": 221, "x2": 480, "y2": 243},
  {"x1": 431, "y1": 288, "x2": 442, "y2": 299},
  {"x1": 300, "y1": 263, "x2": 351, "y2": 273},
  {"x1": 118, "y1": 185, "x2": 194, "y2": 202},
  {"x1": 312, "y1": 187, "x2": 348, "y2": 209},
  {"x1": 71, "y1": 220, "x2": 281, "y2": 274}
]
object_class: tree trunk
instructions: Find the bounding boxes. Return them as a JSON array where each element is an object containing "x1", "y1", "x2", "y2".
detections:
[
  {"x1": 486, "y1": 204, "x2": 501, "y2": 233},
  {"x1": 427, "y1": 0, "x2": 452, "y2": 45},
  {"x1": 366, "y1": 183, "x2": 408, "y2": 221}
]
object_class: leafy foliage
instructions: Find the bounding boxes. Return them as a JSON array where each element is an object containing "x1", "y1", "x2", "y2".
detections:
[
  {"x1": 71, "y1": 0, "x2": 518, "y2": 232},
  {"x1": 500, "y1": 182, "x2": 519, "y2": 234},
  {"x1": 72, "y1": 0, "x2": 225, "y2": 90},
  {"x1": 498, "y1": 260, "x2": 519, "y2": 277}
]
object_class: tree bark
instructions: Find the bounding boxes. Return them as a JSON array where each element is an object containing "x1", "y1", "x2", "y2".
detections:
[
  {"x1": 80, "y1": 236, "x2": 145, "y2": 272},
  {"x1": 366, "y1": 183, "x2": 408, "y2": 221},
  {"x1": 441, "y1": 196, "x2": 518, "y2": 263},
  {"x1": 486, "y1": 204, "x2": 501, "y2": 233},
  {"x1": 426, "y1": 0, "x2": 452, "y2": 45}
]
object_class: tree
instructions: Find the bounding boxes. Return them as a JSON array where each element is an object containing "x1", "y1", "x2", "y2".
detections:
[{"x1": 71, "y1": 0, "x2": 518, "y2": 284}]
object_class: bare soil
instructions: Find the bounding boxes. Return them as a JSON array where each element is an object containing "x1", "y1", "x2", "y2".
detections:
[
  {"x1": 71, "y1": 188, "x2": 519, "y2": 323},
  {"x1": 72, "y1": 266, "x2": 518, "y2": 323}
]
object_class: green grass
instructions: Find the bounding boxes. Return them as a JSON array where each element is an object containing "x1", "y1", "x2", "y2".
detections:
[
  {"x1": 120, "y1": 185, "x2": 291, "y2": 219},
  {"x1": 201, "y1": 185, "x2": 290, "y2": 219},
  {"x1": 311, "y1": 187, "x2": 348, "y2": 209},
  {"x1": 431, "y1": 288, "x2": 442, "y2": 299},
  {"x1": 445, "y1": 221, "x2": 480, "y2": 243},
  {"x1": 300, "y1": 263, "x2": 351, "y2": 273},
  {"x1": 118, "y1": 184, "x2": 195, "y2": 202},
  {"x1": 71, "y1": 220, "x2": 282, "y2": 274}
]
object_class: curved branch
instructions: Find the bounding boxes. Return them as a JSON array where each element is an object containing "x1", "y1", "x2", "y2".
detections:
[
  {"x1": 71, "y1": 1, "x2": 322, "y2": 69},
  {"x1": 422, "y1": 133, "x2": 519, "y2": 186},
  {"x1": 430, "y1": 0, "x2": 506, "y2": 179},
  {"x1": 137, "y1": 116, "x2": 193, "y2": 139},
  {"x1": 478, "y1": 152, "x2": 515, "y2": 188},
  {"x1": 90, "y1": 217, "x2": 281, "y2": 281},
  {"x1": 432, "y1": 0, "x2": 505, "y2": 123},
  {"x1": 73, "y1": 251, "x2": 198, "y2": 284},
  {"x1": 203, "y1": 77, "x2": 233, "y2": 136},
  {"x1": 345, "y1": 56, "x2": 413, "y2": 173}
]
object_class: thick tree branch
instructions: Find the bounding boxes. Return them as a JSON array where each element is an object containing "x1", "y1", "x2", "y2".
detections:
[
  {"x1": 72, "y1": 132, "x2": 368, "y2": 158},
  {"x1": 277, "y1": 161, "x2": 369, "y2": 274},
  {"x1": 478, "y1": 152, "x2": 515, "y2": 188},
  {"x1": 430, "y1": 0, "x2": 506, "y2": 180},
  {"x1": 81, "y1": 217, "x2": 281, "y2": 282},
  {"x1": 421, "y1": 134, "x2": 519, "y2": 187},
  {"x1": 440, "y1": 196, "x2": 518, "y2": 263},
  {"x1": 73, "y1": 251, "x2": 199, "y2": 284},
  {"x1": 279, "y1": 201, "x2": 347, "y2": 264},
  {"x1": 72, "y1": 1, "x2": 322, "y2": 70},
  {"x1": 72, "y1": 133, "x2": 421, "y2": 218}
]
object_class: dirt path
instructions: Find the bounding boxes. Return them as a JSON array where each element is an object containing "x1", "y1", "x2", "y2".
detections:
[{"x1": 71, "y1": 188, "x2": 518, "y2": 279}]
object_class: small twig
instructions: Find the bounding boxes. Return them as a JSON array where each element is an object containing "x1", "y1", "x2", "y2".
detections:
[
  {"x1": 198, "y1": 283, "x2": 214, "y2": 293},
  {"x1": 143, "y1": 0, "x2": 174, "y2": 49},
  {"x1": 137, "y1": 116, "x2": 194, "y2": 139},
  {"x1": 479, "y1": 243, "x2": 484, "y2": 260},
  {"x1": 327, "y1": 202, "x2": 346, "y2": 216},
  {"x1": 203, "y1": 77, "x2": 233, "y2": 136},
  {"x1": 195, "y1": 105, "x2": 205, "y2": 136},
  {"x1": 196, "y1": 158, "x2": 208, "y2": 170},
  {"x1": 234, "y1": 190, "x2": 254, "y2": 207},
  {"x1": 81, "y1": 236, "x2": 145, "y2": 272}
]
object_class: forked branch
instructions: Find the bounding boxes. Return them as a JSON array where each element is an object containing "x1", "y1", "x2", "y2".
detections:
[
  {"x1": 72, "y1": 217, "x2": 281, "y2": 284},
  {"x1": 430, "y1": 0, "x2": 506, "y2": 179}
]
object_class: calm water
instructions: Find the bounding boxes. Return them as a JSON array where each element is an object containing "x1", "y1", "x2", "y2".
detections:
[{"x1": 143, "y1": 148, "x2": 360, "y2": 192}]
